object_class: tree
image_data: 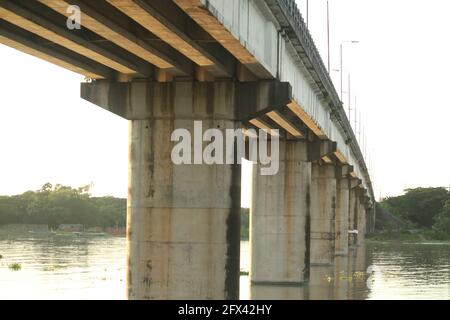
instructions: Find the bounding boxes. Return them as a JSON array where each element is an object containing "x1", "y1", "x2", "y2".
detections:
[
  {"x1": 381, "y1": 187, "x2": 450, "y2": 228},
  {"x1": 432, "y1": 200, "x2": 450, "y2": 239},
  {"x1": 0, "y1": 184, "x2": 126, "y2": 229}
]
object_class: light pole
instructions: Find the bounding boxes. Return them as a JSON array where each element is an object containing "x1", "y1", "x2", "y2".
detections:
[
  {"x1": 340, "y1": 41, "x2": 359, "y2": 102},
  {"x1": 359, "y1": 111, "x2": 362, "y2": 143},
  {"x1": 306, "y1": 0, "x2": 309, "y2": 27},
  {"x1": 327, "y1": 0, "x2": 330, "y2": 73},
  {"x1": 348, "y1": 74, "x2": 351, "y2": 122},
  {"x1": 354, "y1": 96, "x2": 358, "y2": 133}
]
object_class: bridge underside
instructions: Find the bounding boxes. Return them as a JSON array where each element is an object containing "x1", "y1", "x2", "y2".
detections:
[{"x1": 0, "y1": 0, "x2": 375, "y2": 299}]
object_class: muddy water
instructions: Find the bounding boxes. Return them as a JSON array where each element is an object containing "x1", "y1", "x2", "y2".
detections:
[{"x1": 0, "y1": 226, "x2": 448, "y2": 300}]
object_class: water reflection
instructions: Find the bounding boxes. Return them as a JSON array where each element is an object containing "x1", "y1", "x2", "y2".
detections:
[
  {"x1": 241, "y1": 241, "x2": 450, "y2": 300},
  {"x1": 0, "y1": 225, "x2": 126, "y2": 300},
  {"x1": 366, "y1": 242, "x2": 450, "y2": 300},
  {"x1": 0, "y1": 226, "x2": 449, "y2": 300}
]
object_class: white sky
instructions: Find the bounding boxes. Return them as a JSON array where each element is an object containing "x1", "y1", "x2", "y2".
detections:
[{"x1": 1, "y1": 0, "x2": 450, "y2": 203}]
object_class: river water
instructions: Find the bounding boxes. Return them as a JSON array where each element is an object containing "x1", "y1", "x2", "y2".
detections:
[{"x1": 0, "y1": 225, "x2": 448, "y2": 300}]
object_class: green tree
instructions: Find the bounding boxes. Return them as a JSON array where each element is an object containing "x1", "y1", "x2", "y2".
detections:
[
  {"x1": 432, "y1": 200, "x2": 450, "y2": 239},
  {"x1": 0, "y1": 183, "x2": 126, "y2": 229},
  {"x1": 381, "y1": 187, "x2": 450, "y2": 228}
]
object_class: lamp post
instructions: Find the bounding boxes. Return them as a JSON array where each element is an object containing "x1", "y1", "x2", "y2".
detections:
[
  {"x1": 327, "y1": 0, "x2": 330, "y2": 73},
  {"x1": 340, "y1": 41, "x2": 359, "y2": 102},
  {"x1": 348, "y1": 74, "x2": 351, "y2": 123},
  {"x1": 306, "y1": 0, "x2": 309, "y2": 27}
]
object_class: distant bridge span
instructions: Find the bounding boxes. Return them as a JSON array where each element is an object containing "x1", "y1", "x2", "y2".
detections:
[{"x1": 0, "y1": 0, "x2": 375, "y2": 299}]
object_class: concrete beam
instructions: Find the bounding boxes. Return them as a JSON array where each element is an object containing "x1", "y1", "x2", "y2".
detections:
[
  {"x1": 39, "y1": 0, "x2": 191, "y2": 76},
  {"x1": 335, "y1": 165, "x2": 354, "y2": 179},
  {"x1": 173, "y1": 0, "x2": 273, "y2": 79},
  {"x1": 248, "y1": 118, "x2": 280, "y2": 137},
  {"x1": 0, "y1": 20, "x2": 114, "y2": 79},
  {"x1": 81, "y1": 79, "x2": 292, "y2": 121},
  {"x1": 266, "y1": 111, "x2": 304, "y2": 139},
  {"x1": 308, "y1": 140, "x2": 337, "y2": 162},
  {"x1": 287, "y1": 101, "x2": 328, "y2": 139},
  {"x1": 349, "y1": 178, "x2": 362, "y2": 189},
  {"x1": 107, "y1": 0, "x2": 234, "y2": 77},
  {"x1": 0, "y1": 0, "x2": 151, "y2": 76},
  {"x1": 236, "y1": 81, "x2": 292, "y2": 120},
  {"x1": 334, "y1": 150, "x2": 348, "y2": 164}
]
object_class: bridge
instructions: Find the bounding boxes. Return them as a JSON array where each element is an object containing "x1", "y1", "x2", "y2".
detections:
[{"x1": 0, "y1": 0, "x2": 375, "y2": 299}]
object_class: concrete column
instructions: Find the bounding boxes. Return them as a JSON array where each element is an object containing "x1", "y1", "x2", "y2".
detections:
[
  {"x1": 126, "y1": 81, "x2": 241, "y2": 299},
  {"x1": 310, "y1": 164, "x2": 337, "y2": 265},
  {"x1": 335, "y1": 178, "x2": 350, "y2": 256},
  {"x1": 250, "y1": 140, "x2": 311, "y2": 285},
  {"x1": 348, "y1": 188, "x2": 358, "y2": 248},
  {"x1": 357, "y1": 199, "x2": 367, "y2": 246}
]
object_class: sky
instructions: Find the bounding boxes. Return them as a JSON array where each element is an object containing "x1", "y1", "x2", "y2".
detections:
[{"x1": 1, "y1": 0, "x2": 450, "y2": 203}]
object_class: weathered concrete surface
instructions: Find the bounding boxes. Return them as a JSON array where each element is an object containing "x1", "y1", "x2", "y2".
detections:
[
  {"x1": 348, "y1": 185, "x2": 359, "y2": 248},
  {"x1": 123, "y1": 81, "x2": 242, "y2": 299},
  {"x1": 310, "y1": 164, "x2": 336, "y2": 265},
  {"x1": 335, "y1": 178, "x2": 350, "y2": 256},
  {"x1": 357, "y1": 198, "x2": 367, "y2": 247},
  {"x1": 251, "y1": 140, "x2": 311, "y2": 285}
]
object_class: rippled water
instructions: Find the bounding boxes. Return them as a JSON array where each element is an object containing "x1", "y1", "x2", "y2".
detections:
[
  {"x1": 366, "y1": 242, "x2": 450, "y2": 300},
  {"x1": 0, "y1": 225, "x2": 449, "y2": 300},
  {"x1": 0, "y1": 225, "x2": 126, "y2": 300}
]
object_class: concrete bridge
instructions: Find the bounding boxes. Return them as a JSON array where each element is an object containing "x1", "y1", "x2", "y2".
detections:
[{"x1": 0, "y1": 0, "x2": 375, "y2": 299}]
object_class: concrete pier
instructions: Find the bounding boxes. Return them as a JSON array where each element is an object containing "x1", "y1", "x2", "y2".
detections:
[
  {"x1": 310, "y1": 164, "x2": 337, "y2": 265},
  {"x1": 357, "y1": 197, "x2": 367, "y2": 247},
  {"x1": 348, "y1": 183, "x2": 359, "y2": 248},
  {"x1": 83, "y1": 80, "x2": 242, "y2": 299},
  {"x1": 335, "y1": 178, "x2": 350, "y2": 256},
  {"x1": 250, "y1": 140, "x2": 311, "y2": 285},
  {"x1": 127, "y1": 81, "x2": 241, "y2": 299}
]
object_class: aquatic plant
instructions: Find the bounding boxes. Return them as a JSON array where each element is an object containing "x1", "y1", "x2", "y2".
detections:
[{"x1": 8, "y1": 263, "x2": 21, "y2": 271}]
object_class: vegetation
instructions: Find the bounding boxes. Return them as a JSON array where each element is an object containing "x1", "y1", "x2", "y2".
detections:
[
  {"x1": 0, "y1": 183, "x2": 126, "y2": 230},
  {"x1": 8, "y1": 263, "x2": 21, "y2": 271},
  {"x1": 378, "y1": 187, "x2": 450, "y2": 240}
]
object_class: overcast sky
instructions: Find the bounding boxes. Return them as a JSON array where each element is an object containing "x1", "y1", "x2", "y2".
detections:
[{"x1": 1, "y1": 0, "x2": 450, "y2": 203}]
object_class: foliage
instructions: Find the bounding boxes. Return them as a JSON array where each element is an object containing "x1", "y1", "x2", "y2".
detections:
[
  {"x1": 431, "y1": 199, "x2": 450, "y2": 240},
  {"x1": 379, "y1": 187, "x2": 450, "y2": 240},
  {"x1": 0, "y1": 183, "x2": 126, "y2": 229},
  {"x1": 381, "y1": 187, "x2": 450, "y2": 228}
]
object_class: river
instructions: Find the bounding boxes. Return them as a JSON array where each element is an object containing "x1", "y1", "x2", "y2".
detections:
[{"x1": 0, "y1": 225, "x2": 448, "y2": 300}]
